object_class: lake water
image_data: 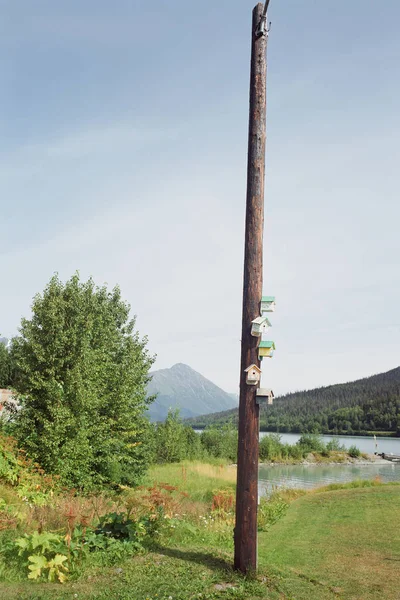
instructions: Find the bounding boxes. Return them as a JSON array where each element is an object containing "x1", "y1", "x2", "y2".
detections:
[
  {"x1": 258, "y1": 433, "x2": 400, "y2": 494},
  {"x1": 258, "y1": 433, "x2": 400, "y2": 495},
  {"x1": 258, "y1": 462, "x2": 400, "y2": 495},
  {"x1": 259, "y1": 432, "x2": 400, "y2": 455},
  {"x1": 195, "y1": 430, "x2": 400, "y2": 493}
]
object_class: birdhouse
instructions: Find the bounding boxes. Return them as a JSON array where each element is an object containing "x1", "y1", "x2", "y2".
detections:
[
  {"x1": 258, "y1": 341, "x2": 275, "y2": 359},
  {"x1": 256, "y1": 388, "x2": 274, "y2": 405},
  {"x1": 261, "y1": 296, "x2": 276, "y2": 313},
  {"x1": 244, "y1": 364, "x2": 262, "y2": 386},
  {"x1": 251, "y1": 315, "x2": 271, "y2": 337}
]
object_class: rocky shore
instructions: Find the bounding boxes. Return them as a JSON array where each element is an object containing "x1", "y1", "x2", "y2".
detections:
[{"x1": 260, "y1": 452, "x2": 393, "y2": 467}]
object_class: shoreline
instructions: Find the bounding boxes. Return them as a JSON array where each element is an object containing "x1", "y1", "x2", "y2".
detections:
[
  {"x1": 258, "y1": 453, "x2": 394, "y2": 467},
  {"x1": 257, "y1": 431, "x2": 399, "y2": 438}
]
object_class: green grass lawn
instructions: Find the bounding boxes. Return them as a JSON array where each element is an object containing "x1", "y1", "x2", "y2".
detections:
[
  {"x1": 1, "y1": 463, "x2": 399, "y2": 600},
  {"x1": 259, "y1": 485, "x2": 400, "y2": 600}
]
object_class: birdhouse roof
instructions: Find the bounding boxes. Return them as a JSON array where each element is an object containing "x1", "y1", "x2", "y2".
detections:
[
  {"x1": 259, "y1": 341, "x2": 276, "y2": 349},
  {"x1": 257, "y1": 388, "x2": 274, "y2": 396},
  {"x1": 244, "y1": 364, "x2": 262, "y2": 374},
  {"x1": 262, "y1": 296, "x2": 275, "y2": 302},
  {"x1": 252, "y1": 316, "x2": 271, "y2": 326}
]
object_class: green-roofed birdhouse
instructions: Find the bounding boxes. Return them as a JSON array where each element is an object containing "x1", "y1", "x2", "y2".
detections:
[
  {"x1": 258, "y1": 340, "x2": 275, "y2": 359},
  {"x1": 251, "y1": 315, "x2": 271, "y2": 337},
  {"x1": 261, "y1": 296, "x2": 276, "y2": 313}
]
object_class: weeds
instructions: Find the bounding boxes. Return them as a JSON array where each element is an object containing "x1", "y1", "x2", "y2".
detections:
[
  {"x1": 258, "y1": 494, "x2": 289, "y2": 532},
  {"x1": 0, "y1": 433, "x2": 59, "y2": 505},
  {"x1": 0, "y1": 438, "x2": 184, "y2": 585}
]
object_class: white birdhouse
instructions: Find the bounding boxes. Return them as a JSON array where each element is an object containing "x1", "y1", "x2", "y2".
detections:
[
  {"x1": 251, "y1": 315, "x2": 271, "y2": 337},
  {"x1": 256, "y1": 388, "x2": 274, "y2": 405},
  {"x1": 261, "y1": 296, "x2": 276, "y2": 313},
  {"x1": 244, "y1": 364, "x2": 262, "y2": 386}
]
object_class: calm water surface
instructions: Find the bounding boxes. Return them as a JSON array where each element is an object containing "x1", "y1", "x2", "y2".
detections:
[
  {"x1": 258, "y1": 462, "x2": 400, "y2": 495},
  {"x1": 258, "y1": 433, "x2": 400, "y2": 494},
  {"x1": 258, "y1": 433, "x2": 400, "y2": 495},
  {"x1": 259, "y1": 431, "x2": 400, "y2": 455}
]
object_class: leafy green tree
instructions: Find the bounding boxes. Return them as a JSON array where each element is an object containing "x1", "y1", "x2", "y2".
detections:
[
  {"x1": 183, "y1": 424, "x2": 203, "y2": 460},
  {"x1": 297, "y1": 434, "x2": 326, "y2": 454},
  {"x1": 153, "y1": 409, "x2": 204, "y2": 463},
  {"x1": 200, "y1": 422, "x2": 238, "y2": 462},
  {"x1": 10, "y1": 273, "x2": 155, "y2": 489},
  {"x1": 154, "y1": 409, "x2": 188, "y2": 463},
  {"x1": 259, "y1": 433, "x2": 283, "y2": 461},
  {"x1": 0, "y1": 340, "x2": 13, "y2": 388}
]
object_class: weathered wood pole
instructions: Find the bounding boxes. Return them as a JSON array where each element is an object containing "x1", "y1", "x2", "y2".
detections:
[{"x1": 234, "y1": 2, "x2": 268, "y2": 574}]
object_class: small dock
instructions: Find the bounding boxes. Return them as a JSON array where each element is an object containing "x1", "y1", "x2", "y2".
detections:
[{"x1": 380, "y1": 453, "x2": 400, "y2": 463}]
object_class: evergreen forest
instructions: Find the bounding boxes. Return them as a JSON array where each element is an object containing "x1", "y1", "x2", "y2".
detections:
[{"x1": 187, "y1": 367, "x2": 400, "y2": 436}]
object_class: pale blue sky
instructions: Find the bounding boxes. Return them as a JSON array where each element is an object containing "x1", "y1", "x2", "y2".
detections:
[{"x1": 1, "y1": 1, "x2": 399, "y2": 394}]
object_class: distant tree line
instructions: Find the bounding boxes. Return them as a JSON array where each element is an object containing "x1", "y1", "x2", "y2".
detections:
[
  {"x1": 151, "y1": 412, "x2": 362, "y2": 463},
  {"x1": 187, "y1": 369, "x2": 400, "y2": 437}
]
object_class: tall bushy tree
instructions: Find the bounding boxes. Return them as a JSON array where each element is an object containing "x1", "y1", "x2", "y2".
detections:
[
  {"x1": 153, "y1": 409, "x2": 203, "y2": 463},
  {"x1": 11, "y1": 273, "x2": 155, "y2": 489},
  {"x1": 0, "y1": 339, "x2": 13, "y2": 388}
]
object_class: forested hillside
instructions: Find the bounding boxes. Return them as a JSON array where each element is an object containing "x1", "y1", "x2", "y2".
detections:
[{"x1": 187, "y1": 366, "x2": 400, "y2": 436}]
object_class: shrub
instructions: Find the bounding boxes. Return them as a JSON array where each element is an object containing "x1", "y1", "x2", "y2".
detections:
[
  {"x1": 200, "y1": 424, "x2": 237, "y2": 462},
  {"x1": 326, "y1": 438, "x2": 346, "y2": 452},
  {"x1": 259, "y1": 434, "x2": 283, "y2": 461},
  {"x1": 297, "y1": 434, "x2": 326, "y2": 455},
  {"x1": 259, "y1": 435, "x2": 311, "y2": 461},
  {"x1": 0, "y1": 434, "x2": 59, "y2": 505},
  {"x1": 184, "y1": 426, "x2": 204, "y2": 460},
  {"x1": 153, "y1": 410, "x2": 203, "y2": 463},
  {"x1": 95, "y1": 511, "x2": 144, "y2": 541},
  {"x1": 89, "y1": 507, "x2": 169, "y2": 557},
  {"x1": 258, "y1": 494, "x2": 289, "y2": 532},
  {"x1": 348, "y1": 445, "x2": 361, "y2": 458},
  {"x1": 287, "y1": 444, "x2": 303, "y2": 460}
]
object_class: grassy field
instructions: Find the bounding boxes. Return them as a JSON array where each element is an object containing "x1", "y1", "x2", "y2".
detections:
[
  {"x1": 259, "y1": 484, "x2": 400, "y2": 600},
  {"x1": 1, "y1": 462, "x2": 400, "y2": 599}
]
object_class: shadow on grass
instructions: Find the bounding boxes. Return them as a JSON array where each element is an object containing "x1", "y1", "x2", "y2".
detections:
[{"x1": 149, "y1": 543, "x2": 232, "y2": 573}]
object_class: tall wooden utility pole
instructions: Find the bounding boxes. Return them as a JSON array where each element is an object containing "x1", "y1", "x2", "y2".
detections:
[{"x1": 234, "y1": 1, "x2": 269, "y2": 574}]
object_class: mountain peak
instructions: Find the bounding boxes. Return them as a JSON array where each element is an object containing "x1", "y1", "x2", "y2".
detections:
[
  {"x1": 147, "y1": 363, "x2": 237, "y2": 422},
  {"x1": 170, "y1": 363, "x2": 194, "y2": 372}
]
